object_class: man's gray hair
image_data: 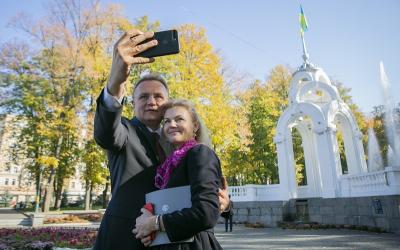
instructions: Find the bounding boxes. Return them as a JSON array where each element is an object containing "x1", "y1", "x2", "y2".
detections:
[{"x1": 133, "y1": 73, "x2": 169, "y2": 94}]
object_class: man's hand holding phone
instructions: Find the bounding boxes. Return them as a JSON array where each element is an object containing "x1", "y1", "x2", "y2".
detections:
[
  {"x1": 107, "y1": 29, "x2": 180, "y2": 98},
  {"x1": 107, "y1": 29, "x2": 158, "y2": 98},
  {"x1": 137, "y1": 30, "x2": 179, "y2": 58}
]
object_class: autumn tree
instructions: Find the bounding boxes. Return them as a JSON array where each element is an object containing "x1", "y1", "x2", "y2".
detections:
[
  {"x1": 0, "y1": 0, "x2": 128, "y2": 211},
  {"x1": 226, "y1": 66, "x2": 292, "y2": 184}
]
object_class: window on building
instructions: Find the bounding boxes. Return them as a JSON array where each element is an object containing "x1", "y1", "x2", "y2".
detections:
[
  {"x1": 12, "y1": 179, "x2": 16, "y2": 185},
  {"x1": 5, "y1": 178, "x2": 9, "y2": 185},
  {"x1": 71, "y1": 182, "x2": 75, "y2": 189},
  {"x1": 13, "y1": 167, "x2": 18, "y2": 174}
]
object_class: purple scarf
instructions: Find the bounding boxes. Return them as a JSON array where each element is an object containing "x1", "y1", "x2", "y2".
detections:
[{"x1": 154, "y1": 139, "x2": 198, "y2": 189}]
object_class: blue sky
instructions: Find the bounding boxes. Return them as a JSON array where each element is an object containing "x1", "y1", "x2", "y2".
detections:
[{"x1": 1, "y1": 0, "x2": 399, "y2": 114}]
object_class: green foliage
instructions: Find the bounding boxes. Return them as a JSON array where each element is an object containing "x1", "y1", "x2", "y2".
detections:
[
  {"x1": 0, "y1": 190, "x2": 13, "y2": 204},
  {"x1": 227, "y1": 66, "x2": 292, "y2": 184},
  {"x1": 336, "y1": 131, "x2": 349, "y2": 174},
  {"x1": 82, "y1": 139, "x2": 108, "y2": 186},
  {"x1": 291, "y1": 128, "x2": 307, "y2": 185}
]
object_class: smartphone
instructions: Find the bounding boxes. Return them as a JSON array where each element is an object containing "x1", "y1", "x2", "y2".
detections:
[{"x1": 137, "y1": 30, "x2": 180, "y2": 58}]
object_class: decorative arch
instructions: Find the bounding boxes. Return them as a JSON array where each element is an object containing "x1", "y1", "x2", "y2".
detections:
[
  {"x1": 274, "y1": 66, "x2": 367, "y2": 199},
  {"x1": 275, "y1": 102, "x2": 328, "y2": 199},
  {"x1": 327, "y1": 104, "x2": 368, "y2": 174},
  {"x1": 297, "y1": 81, "x2": 341, "y2": 104}
]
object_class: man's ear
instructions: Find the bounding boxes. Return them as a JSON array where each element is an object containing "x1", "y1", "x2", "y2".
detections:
[{"x1": 130, "y1": 96, "x2": 135, "y2": 107}]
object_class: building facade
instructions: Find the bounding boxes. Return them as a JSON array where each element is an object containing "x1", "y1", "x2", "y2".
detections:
[{"x1": 0, "y1": 114, "x2": 88, "y2": 207}]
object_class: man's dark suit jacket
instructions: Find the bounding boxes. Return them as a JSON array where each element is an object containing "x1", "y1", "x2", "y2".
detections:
[{"x1": 93, "y1": 89, "x2": 168, "y2": 250}]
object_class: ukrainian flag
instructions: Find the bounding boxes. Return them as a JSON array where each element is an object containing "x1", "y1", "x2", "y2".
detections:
[{"x1": 299, "y1": 5, "x2": 308, "y2": 34}]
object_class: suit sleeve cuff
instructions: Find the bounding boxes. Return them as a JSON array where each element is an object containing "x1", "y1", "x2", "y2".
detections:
[{"x1": 103, "y1": 87, "x2": 124, "y2": 109}]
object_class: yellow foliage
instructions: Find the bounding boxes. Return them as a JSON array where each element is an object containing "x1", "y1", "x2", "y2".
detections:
[{"x1": 37, "y1": 156, "x2": 59, "y2": 168}]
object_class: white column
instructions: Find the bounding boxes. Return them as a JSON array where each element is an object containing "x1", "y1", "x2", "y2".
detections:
[
  {"x1": 298, "y1": 123, "x2": 321, "y2": 197},
  {"x1": 313, "y1": 126, "x2": 340, "y2": 198},
  {"x1": 285, "y1": 132, "x2": 299, "y2": 199},
  {"x1": 274, "y1": 133, "x2": 294, "y2": 200}
]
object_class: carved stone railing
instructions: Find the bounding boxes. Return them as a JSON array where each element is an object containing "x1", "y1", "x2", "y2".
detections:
[
  {"x1": 229, "y1": 184, "x2": 286, "y2": 202},
  {"x1": 339, "y1": 167, "x2": 400, "y2": 197},
  {"x1": 228, "y1": 167, "x2": 400, "y2": 201}
]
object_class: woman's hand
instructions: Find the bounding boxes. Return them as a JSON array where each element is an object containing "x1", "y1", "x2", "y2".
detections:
[
  {"x1": 140, "y1": 235, "x2": 153, "y2": 247},
  {"x1": 132, "y1": 208, "x2": 157, "y2": 246},
  {"x1": 219, "y1": 176, "x2": 231, "y2": 213}
]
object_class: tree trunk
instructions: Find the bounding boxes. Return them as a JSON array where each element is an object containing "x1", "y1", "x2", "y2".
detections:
[
  {"x1": 84, "y1": 180, "x2": 92, "y2": 210},
  {"x1": 43, "y1": 168, "x2": 55, "y2": 212},
  {"x1": 89, "y1": 182, "x2": 94, "y2": 208},
  {"x1": 102, "y1": 179, "x2": 110, "y2": 208},
  {"x1": 40, "y1": 180, "x2": 46, "y2": 212},
  {"x1": 54, "y1": 180, "x2": 64, "y2": 210},
  {"x1": 35, "y1": 164, "x2": 40, "y2": 203},
  {"x1": 43, "y1": 135, "x2": 64, "y2": 212}
]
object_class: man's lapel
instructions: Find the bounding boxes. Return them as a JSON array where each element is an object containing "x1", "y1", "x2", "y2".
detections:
[
  {"x1": 131, "y1": 118, "x2": 159, "y2": 164},
  {"x1": 160, "y1": 133, "x2": 174, "y2": 156}
]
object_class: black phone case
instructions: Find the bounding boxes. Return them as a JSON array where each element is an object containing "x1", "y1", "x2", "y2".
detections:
[{"x1": 137, "y1": 30, "x2": 180, "y2": 58}]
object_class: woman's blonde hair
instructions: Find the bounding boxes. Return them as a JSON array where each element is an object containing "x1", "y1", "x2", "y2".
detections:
[{"x1": 162, "y1": 99, "x2": 212, "y2": 147}]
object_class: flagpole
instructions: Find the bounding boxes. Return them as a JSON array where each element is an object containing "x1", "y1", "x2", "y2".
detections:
[
  {"x1": 299, "y1": 4, "x2": 314, "y2": 69},
  {"x1": 301, "y1": 32, "x2": 309, "y2": 65}
]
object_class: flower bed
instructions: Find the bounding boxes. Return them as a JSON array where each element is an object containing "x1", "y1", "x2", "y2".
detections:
[
  {"x1": 76, "y1": 213, "x2": 103, "y2": 222},
  {"x1": 44, "y1": 215, "x2": 87, "y2": 224},
  {"x1": 0, "y1": 228, "x2": 97, "y2": 249},
  {"x1": 44, "y1": 213, "x2": 103, "y2": 224}
]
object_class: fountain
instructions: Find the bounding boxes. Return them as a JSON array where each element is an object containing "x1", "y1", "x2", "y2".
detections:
[
  {"x1": 387, "y1": 146, "x2": 395, "y2": 167},
  {"x1": 367, "y1": 128, "x2": 384, "y2": 171},
  {"x1": 379, "y1": 62, "x2": 400, "y2": 168}
]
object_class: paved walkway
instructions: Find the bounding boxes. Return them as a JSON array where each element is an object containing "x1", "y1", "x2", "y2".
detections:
[
  {"x1": 1, "y1": 209, "x2": 400, "y2": 249},
  {"x1": 215, "y1": 224, "x2": 400, "y2": 250},
  {"x1": 0, "y1": 208, "x2": 28, "y2": 219}
]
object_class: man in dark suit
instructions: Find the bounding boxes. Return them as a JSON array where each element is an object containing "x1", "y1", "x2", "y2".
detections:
[{"x1": 93, "y1": 29, "x2": 231, "y2": 250}]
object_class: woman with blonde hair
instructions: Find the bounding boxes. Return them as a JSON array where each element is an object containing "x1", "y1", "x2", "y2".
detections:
[{"x1": 134, "y1": 99, "x2": 223, "y2": 250}]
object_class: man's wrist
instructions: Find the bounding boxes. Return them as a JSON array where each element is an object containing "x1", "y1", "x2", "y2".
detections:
[
  {"x1": 104, "y1": 86, "x2": 125, "y2": 107},
  {"x1": 106, "y1": 84, "x2": 125, "y2": 99}
]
